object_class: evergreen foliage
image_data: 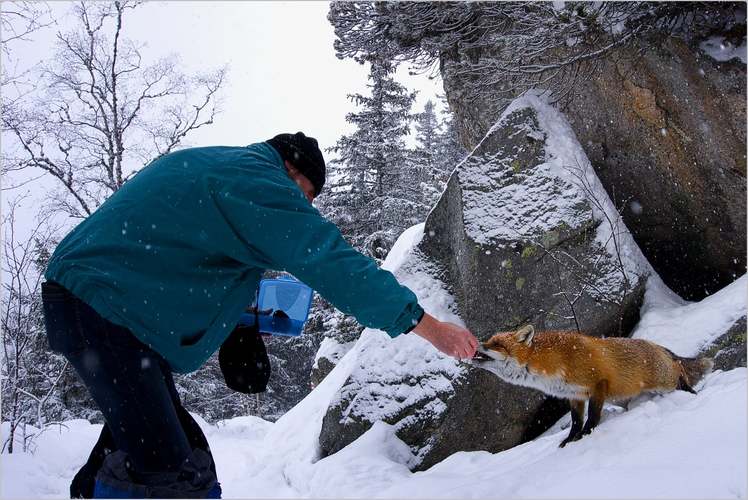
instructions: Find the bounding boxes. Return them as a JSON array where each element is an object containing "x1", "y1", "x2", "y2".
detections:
[
  {"x1": 412, "y1": 98, "x2": 467, "y2": 207},
  {"x1": 436, "y1": 100, "x2": 467, "y2": 180},
  {"x1": 318, "y1": 55, "x2": 426, "y2": 259},
  {"x1": 328, "y1": 1, "x2": 745, "y2": 122}
]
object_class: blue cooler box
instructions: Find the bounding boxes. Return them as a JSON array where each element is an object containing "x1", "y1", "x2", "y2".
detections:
[{"x1": 239, "y1": 276, "x2": 313, "y2": 337}]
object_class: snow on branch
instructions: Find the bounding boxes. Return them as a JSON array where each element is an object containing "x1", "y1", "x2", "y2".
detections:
[{"x1": 1, "y1": 1, "x2": 227, "y2": 217}]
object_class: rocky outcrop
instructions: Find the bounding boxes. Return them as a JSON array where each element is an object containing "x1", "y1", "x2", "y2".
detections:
[
  {"x1": 319, "y1": 325, "x2": 558, "y2": 471},
  {"x1": 421, "y1": 97, "x2": 649, "y2": 340},
  {"x1": 310, "y1": 336, "x2": 356, "y2": 389},
  {"x1": 319, "y1": 97, "x2": 651, "y2": 470},
  {"x1": 564, "y1": 37, "x2": 746, "y2": 301},
  {"x1": 702, "y1": 316, "x2": 747, "y2": 371},
  {"x1": 442, "y1": 36, "x2": 746, "y2": 301}
]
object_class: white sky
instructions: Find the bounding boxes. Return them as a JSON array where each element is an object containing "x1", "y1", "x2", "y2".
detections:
[
  {"x1": 120, "y1": 1, "x2": 442, "y2": 151},
  {"x1": 1, "y1": 0, "x2": 443, "y2": 238},
  {"x1": 3, "y1": 0, "x2": 443, "y2": 159}
]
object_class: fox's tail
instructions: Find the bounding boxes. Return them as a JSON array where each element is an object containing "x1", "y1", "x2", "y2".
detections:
[
  {"x1": 676, "y1": 356, "x2": 714, "y2": 392},
  {"x1": 663, "y1": 347, "x2": 713, "y2": 392}
]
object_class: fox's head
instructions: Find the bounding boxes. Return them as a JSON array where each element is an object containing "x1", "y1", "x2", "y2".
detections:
[{"x1": 470, "y1": 325, "x2": 535, "y2": 373}]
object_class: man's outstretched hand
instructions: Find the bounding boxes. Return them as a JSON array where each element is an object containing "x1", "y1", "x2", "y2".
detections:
[{"x1": 412, "y1": 312, "x2": 478, "y2": 360}]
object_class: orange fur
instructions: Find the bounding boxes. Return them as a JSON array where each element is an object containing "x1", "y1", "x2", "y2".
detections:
[
  {"x1": 474, "y1": 326, "x2": 713, "y2": 447},
  {"x1": 483, "y1": 330, "x2": 686, "y2": 400}
]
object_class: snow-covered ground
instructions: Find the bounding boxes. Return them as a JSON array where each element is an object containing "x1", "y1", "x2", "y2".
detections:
[
  {"x1": 2, "y1": 366, "x2": 746, "y2": 498},
  {"x1": 2, "y1": 226, "x2": 746, "y2": 498},
  {"x1": 634, "y1": 273, "x2": 747, "y2": 357}
]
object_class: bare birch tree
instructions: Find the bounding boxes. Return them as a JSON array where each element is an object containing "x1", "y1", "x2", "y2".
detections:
[
  {"x1": 1, "y1": 1, "x2": 54, "y2": 87},
  {"x1": 2, "y1": 1, "x2": 226, "y2": 217},
  {"x1": 1, "y1": 196, "x2": 66, "y2": 454}
]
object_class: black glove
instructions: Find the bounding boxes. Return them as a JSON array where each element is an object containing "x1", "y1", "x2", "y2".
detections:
[{"x1": 218, "y1": 323, "x2": 271, "y2": 394}]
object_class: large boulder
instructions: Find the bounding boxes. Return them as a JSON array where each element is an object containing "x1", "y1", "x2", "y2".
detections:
[
  {"x1": 563, "y1": 37, "x2": 746, "y2": 301},
  {"x1": 421, "y1": 95, "x2": 649, "y2": 340},
  {"x1": 442, "y1": 36, "x2": 746, "y2": 301},
  {"x1": 702, "y1": 316, "x2": 747, "y2": 371},
  {"x1": 319, "y1": 96, "x2": 651, "y2": 470}
]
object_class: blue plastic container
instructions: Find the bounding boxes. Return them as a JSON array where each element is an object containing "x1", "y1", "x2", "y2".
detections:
[{"x1": 238, "y1": 276, "x2": 313, "y2": 337}]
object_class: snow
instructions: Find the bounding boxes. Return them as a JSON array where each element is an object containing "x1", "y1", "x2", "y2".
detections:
[
  {"x1": 3, "y1": 367, "x2": 745, "y2": 498},
  {"x1": 328, "y1": 328, "x2": 461, "y2": 434},
  {"x1": 380, "y1": 222, "x2": 425, "y2": 273},
  {"x1": 385, "y1": 368, "x2": 746, "y2": 499},
  {"x1": 460, "y1": 92, "x2": 651, "y2": 300},
  {"x1": 323, "y1": 223, "x2": 465, "y2": 443},
  {"x1": 1, "y1": 420, "x2": 103, "y2": 498},
  {"x1": 312, "y1": 336, "x2": 354, "y2": 368},
  {"x1": 633, "y1": 274, "x2": 747, "y2": 357},
  {"x1": 3, "y1": 105, "x2": 745, "y2": 499},
  {"x1": 700, "y1": 36, "x2": 747, "y2": 64},
  {"x1": 501, "y1": 92, "x2": 650, "y2": 282}
]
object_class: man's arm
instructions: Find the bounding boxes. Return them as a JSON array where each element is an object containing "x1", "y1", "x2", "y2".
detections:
[{"x1": 214, "y1": 168, "x2": 478, "y2": 359}]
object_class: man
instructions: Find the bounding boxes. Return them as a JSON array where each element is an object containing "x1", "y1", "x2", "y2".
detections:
[{"x1": 41, "y1": 132, "x2": 478, "y2": 498}]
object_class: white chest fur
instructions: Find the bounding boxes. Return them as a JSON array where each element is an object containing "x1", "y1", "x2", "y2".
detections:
[{"x1": 479, "y1": 357, "x2": 587, "y2": 400}]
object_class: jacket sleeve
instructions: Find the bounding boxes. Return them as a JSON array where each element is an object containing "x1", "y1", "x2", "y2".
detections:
[{"x1": 212, "y1": 166, "x2": 425, "y2": 338}]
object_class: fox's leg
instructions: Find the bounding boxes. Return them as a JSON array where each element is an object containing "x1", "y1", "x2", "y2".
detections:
[
  {"x1": 677, "y1": 374, "x2": 696, "y2": 394},
  {"x1": 581, "y1": 380, "x2": 609, "y2": 435},
  {"x1": 559, "y1": 399, "x2": 586, "y2": 448}
]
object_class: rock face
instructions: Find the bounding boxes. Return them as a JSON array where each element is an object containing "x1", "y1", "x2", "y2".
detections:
[
  {"x1": 442, "y1": 37, "x2": 746, "y2": 301},
  {"x1": 564, "y1": 38, "x2": 746, "y2": 301},
  {"x1": 703, "y1": 316, "x2": 747, "y2": 371},
  {"x1": 422, "y1": 97, "x2": 649, "y2": 340},
  {"x1": 310, "y1": 336, "x2": 356, "y2": 388},
  {"x1": 318, "y1": 97, "x2": 651, "y2": 471}
]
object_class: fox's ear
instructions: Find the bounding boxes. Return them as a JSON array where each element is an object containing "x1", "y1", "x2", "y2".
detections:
[{"x1": 514, "y1": 325, "x2": 535, "y2": 346}]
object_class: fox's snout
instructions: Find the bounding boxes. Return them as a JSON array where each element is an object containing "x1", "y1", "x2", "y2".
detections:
[
  {"x1": 471, "y1": 345, "x2": 502, "y2": 362},
  {"x1": 471, "y1": 349, "x2": 491, "y2": 362}
]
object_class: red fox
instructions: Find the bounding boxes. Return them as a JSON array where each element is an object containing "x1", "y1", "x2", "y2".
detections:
[{"x1": 471, "y1": 325, "x2": 713, "y2": 447}]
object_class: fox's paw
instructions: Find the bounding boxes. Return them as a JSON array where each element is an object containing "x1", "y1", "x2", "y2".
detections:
[{"x1": 559, "y1": 432, "x2": 583, "y2": 448}]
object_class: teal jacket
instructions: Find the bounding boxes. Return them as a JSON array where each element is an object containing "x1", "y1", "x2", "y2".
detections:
[{"x1": 45, "y1": 143, "x2": 424, "y2": 373}]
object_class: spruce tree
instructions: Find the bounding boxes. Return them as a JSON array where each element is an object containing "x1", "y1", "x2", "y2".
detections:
[
  {"x1": 319, "y1": 55, "x2": 425, "y2": 259},
  {"x1": 436, "y1": 99, "x2": 467, "y2": 184},
  {"x1": 413, "y1": 100, "x2": 441, "y2": 182}
]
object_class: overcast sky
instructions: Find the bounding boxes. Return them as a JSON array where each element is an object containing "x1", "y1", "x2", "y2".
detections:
[
  {"x1": 4, "y1": 1, "x2": 442, "y2": 157},
  {"x1": 2, "y1": 1, "x2": 443, "y2": 238}
]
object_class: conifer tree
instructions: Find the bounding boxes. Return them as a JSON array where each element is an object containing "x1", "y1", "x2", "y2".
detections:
[
  {"x1": 436, "y1": 100, "x2": 467, "y2": 184},
  {"x1": 410, "y1": 99, "x2": 467, "y2": 207},
  {"x1": 413, "y1": 99, "x2": 441, "y2": 183},
  {"x1": 319, "y1": 55, "x2": 425, "y2": 258}
]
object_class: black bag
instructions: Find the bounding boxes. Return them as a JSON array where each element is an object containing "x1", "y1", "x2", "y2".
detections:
[{"x1": 218, "y1": 322, "x2": 271, "y2": 394}]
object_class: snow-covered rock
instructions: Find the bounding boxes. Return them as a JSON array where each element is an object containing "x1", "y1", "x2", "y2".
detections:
[
  {"x1": 422, "y1": 92, "x2": 651, "y2": 339},
  {"x1": 320, "y1": 94, "x2": 655, "y2": 470},
  {"x1": 634, "y1": 273, "x2": 747, "y2": 370}
]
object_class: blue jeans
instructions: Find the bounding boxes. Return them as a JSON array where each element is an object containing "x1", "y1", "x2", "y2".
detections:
[{"x1": 41, "y1": 281, "x2": 220, "y2": 498}]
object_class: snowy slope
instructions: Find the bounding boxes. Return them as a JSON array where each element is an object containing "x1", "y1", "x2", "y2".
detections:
[
  {"x1": 634, "y1": 273, "x2": 747, "y2": 357},
  {"x1": 3, "y1": 369, "x2": 745, "y2": 499},
  {"x1": 2, "y1": 225, "x2": 746, "y2": 499}
]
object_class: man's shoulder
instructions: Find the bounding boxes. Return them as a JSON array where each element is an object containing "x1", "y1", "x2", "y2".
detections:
[
  {"x1": 164, "y1": 145, "x2": 254, "y2": 160},
  {"x1": 183, "y1": 143, "x2": 280, "y2": 168}
]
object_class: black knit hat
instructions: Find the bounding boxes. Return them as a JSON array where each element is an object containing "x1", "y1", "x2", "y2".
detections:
[{"x1": 267, "y1": 132, "x2": 326, "y2": 196}]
